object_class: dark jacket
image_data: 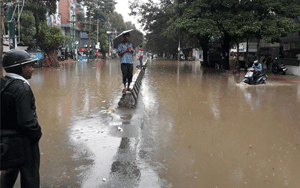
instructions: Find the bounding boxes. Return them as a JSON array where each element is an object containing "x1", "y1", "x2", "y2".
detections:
[{"x1": 1, "y1": 76, "x2": 42, "y2": 143}]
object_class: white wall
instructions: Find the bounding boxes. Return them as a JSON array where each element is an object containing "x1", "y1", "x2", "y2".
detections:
[
  {"x1": 286, "y1": 65, "x2": 300, "y2": 76},
  {"x1": 193, "y1": 48, "x2": 199, "y2": 60}
]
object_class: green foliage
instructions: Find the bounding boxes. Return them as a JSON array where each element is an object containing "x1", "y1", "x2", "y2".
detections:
[
  {"x1": 109, "y1": 12, "x2": 126, "y2": 33},
  {"x1": 23, "y1": 0, "x2": 58, "y2": 45},
  {"x1": 82, "y1": 0, "x2": 136, "y2": 55},
  {"x1": 82, "y1": 0, "x2": 116, "y2": 26},
  {"x1": 124, "y1": 22, "x2": 136, "y2": 30},
  {"x1": 99, "y1": 34, "x2": 108, "y2": 53},
  {"x1": 131, "y1": 0, "x2": 300, "y2": 66},
  {"x1": 19, "y1": 11, "x2": 36, "y2": 48},
  {"x1": 129, "y1": 0, "x2": 181, "y2": 55},
  {"x1": 38, "y1": 21, "x2": 68, "y2": 52}
]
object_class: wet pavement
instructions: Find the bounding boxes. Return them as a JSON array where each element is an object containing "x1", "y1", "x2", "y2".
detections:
[{"x1": 11, "y1": 58, "x2": 300, "y2": 187}]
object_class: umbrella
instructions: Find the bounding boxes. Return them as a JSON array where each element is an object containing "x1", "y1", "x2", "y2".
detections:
[
  {"x1": 113, "y1": 29, "x2": 143, "y2": 49},
  {"x1": 79, "y1": 48, "x2": 87, "y2": 52}
]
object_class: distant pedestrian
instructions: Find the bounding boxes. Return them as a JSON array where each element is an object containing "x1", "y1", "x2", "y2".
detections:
[
  {"x1": 138, "y1": 45, "x2": 143, "y2": 69},
  {"x1": 266, "y1": 54, "x2": 272, "y2": 71},
  {"x1": 229, "y1": 53, "x2": 237, "y2": 70},
  {"x1": 118, "y1": 32, "x2": 134, "y2": 93},
  {"x1": 296, "y1": 53, "x2": 300, "y2": 61},
  {"x1": 1, "y1": 49, "x2": 42, "y2": 188}
]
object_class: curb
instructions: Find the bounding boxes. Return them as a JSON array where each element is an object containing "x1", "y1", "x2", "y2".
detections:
[{"x1": 118, "y1": 58, "x2": 150, "y2": 108}]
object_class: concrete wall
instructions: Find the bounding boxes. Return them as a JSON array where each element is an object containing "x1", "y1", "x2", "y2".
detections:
[{"x1": 286, "y1": 65, "x2": 300, "y2": 76}]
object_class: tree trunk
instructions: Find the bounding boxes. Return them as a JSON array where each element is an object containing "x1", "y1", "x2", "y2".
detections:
[
  {"x1": 236, "y1": 40, "x2": 240, "y2": 72},
  {"x1": 0, "y1": 0, "x2": 3, "y2": 77},
  {"x1": 220, "y1": 32, "x2": 231, "y2": 70},
  {"x1": 47, "y1": 50, "x2": 59, "y2": 67},
  {"x1": 33, "y1": 13, "x2": 39, "y2": 46},
  {"x1": 245, "y1": 38, "x2": 249, "y2": 71},
  {"x1": 197, "y1": 35, "x2": 209, "y2": 67},
  {"x1": 101, "y1": 49, "x2": 107, "y2": 59},
  {"x1": 256, "y1": 38, "x2": 260, "y2": 61}
]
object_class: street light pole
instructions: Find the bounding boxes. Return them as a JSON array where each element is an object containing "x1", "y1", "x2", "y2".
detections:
[
  {"x1": 7, "y1": 0, "x2": 15, "y2": 49},
  {"x1": 0, "y1": 0, "x2": 4, "y2": 76},
  {"x1": 96, "y1": 19, "x2": 99, "y2": 46}
]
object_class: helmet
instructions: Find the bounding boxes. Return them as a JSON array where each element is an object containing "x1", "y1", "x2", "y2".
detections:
[
  {"x1": 2, "y1": 49, "x2": 37, "y2": 69},
  {"x1": 254, "y1": 60, "x2": 259, "y2": 65}
]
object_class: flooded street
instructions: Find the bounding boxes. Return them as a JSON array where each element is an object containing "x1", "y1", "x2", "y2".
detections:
[{"x1": 13, "y1": 58, "x2": 300, "y2": 188}]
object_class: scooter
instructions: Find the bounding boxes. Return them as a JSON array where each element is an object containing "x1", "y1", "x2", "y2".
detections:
[
  {"x1": 187, "y1": 56, "x2": 195, "y2": 61},
  {"x1": 58, "y1": 55, "x2": 65, "y2": 61},
  {"x1": 243, "y1": 67, "x2": 267, "y2": 85},
  {"x1": 272, "y1": 62, "x2": 287, "y2": 75}
]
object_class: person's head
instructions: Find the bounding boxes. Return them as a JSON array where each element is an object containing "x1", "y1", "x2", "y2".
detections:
[
  {"x1": 254, "y1": 60, "x2": 259, "y2": 66},
  {"x1": 2, "y1": 49, "x2": 36, "y2": 79},
  {"x1": 140, "y1": 45, "x2": 142, "y2": 48},
  {"x1": 123, "y1": 33, "x2": 130, "y2": 42}
]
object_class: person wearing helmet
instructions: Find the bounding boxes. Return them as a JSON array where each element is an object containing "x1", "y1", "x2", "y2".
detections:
[
  {"x1": 1, "y1": 49, "x2": 42, "y2": 188},
  {"x1": 252, "y1": 60, "x2": 262, "y2": 72},
  {"x1": 251, "y1": 60, "x2": 263, "y2": 82}
]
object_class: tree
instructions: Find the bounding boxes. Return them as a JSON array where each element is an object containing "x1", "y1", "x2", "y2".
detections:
[
  {"x1": 109, "y1": 12, "x2": 126, "y2": 33},
  {"x1": 167, "y1": 0, "x2": 217, "y2": 66},
  {"x1": 124, "y1": 21, "x2": 136, "y2": 30},
  {"x1": 99, "y1": 33, "x2": 108, "y2": 56},
  {"x1": 38, "y1": 21, "x2": 68, "y2": 67},
  {"x1": 132, "y1": 0, "x2": 300, "y2": 70},
  {"x1": 129, "y1": 0, "x2": 182, "y2": 56},
  {"x1": 23, "y1": 0, "x2": 57, "y2": 45},
  {"x1": 19, "y1": 11, "x2": 36, "y2": 49},
  {"x1": 81, "y1": 0, "x2": 116, "y2": 58}
]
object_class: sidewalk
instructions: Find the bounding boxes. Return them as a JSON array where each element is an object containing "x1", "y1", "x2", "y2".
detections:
[{"x1": 267, "y1": 73, "x2": 300, "y2": 83}]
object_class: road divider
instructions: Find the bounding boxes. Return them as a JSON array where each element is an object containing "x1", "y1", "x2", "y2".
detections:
[{"x1": 118, "y1": 58, "x2": 149, "y2": 108}]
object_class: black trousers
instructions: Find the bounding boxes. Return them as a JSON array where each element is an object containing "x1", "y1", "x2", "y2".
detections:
[
  {"x1": 121, "y1": 63, "x2": 133, "y2": 85},
  {"x1": 0, "y1": 141, "x2": 40, "y2": 188}
]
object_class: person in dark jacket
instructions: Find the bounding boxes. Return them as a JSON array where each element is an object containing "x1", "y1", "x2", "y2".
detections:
[{"x1": 1, "y1": 49, "x2": 42, "y2": 188}]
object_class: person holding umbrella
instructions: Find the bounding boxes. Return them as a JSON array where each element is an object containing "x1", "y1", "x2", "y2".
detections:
[{"x1": 117, "y1": 32, "x2": 134, "y2": 93}]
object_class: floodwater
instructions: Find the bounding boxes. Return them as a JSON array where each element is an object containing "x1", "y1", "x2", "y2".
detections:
[{"x1": 11, "y1": 58, "x2": 300, "y2": 188}]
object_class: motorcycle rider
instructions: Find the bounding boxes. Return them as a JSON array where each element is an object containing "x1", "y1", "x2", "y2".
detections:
[{"x1": 251, "y1": 60, "x2": 262, "y2": 81}]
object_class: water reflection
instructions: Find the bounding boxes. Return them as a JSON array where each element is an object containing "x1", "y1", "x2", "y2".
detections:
[
  {"x1": 104, "y1": 116, "x2": 141, "y2": 187},
  {"x1": 12, "y1": 58, "x2": 300, "y2": 187},
  {"x1": 145, "y1": 59, "x2": 300, "y2": 187}
]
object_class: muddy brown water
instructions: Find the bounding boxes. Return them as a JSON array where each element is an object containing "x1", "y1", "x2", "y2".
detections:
[{"x1": 9, "y1": 59, "x2": 300, "y2": 188}]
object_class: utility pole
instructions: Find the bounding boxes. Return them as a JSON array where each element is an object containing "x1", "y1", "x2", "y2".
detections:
[
  {"x1": 88, "y1": 15, "x2": 91, "y2": 61},
  {"x1": 7, "y1": 0, "x2": 15, "y2": 49},
  {"x1": 107, "y1": 18, "x2": 111, "y2": 58},
  {"x1": 70, "y1": 0, "x2": 76, "y2": 60},
  {"x1": 96, "y1": 19, "x2": 99, "y2": 59},
  {"x1": 0, "y1": 0, "x2": 4, "y2": 76},
  {"x1": 96, "y1": 19, "x2": 99, "y2": 45}
]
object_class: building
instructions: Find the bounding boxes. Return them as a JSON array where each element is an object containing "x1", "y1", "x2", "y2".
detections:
[
  {"x1": 46, "y1": 1, "x2": 61, "y2": 27},
  {"x1": 57, "y1": 0, "x2": 88, "y2": 56}
]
